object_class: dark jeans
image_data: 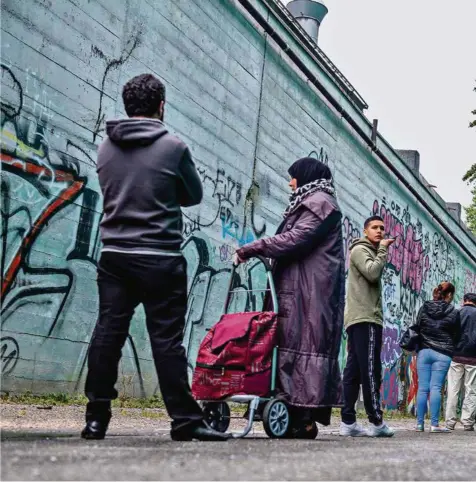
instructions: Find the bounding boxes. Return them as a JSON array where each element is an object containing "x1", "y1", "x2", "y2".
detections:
[
  {"x1": 85, "y1": 252, "x2": 203, "y2": 433},
  {"x1": 341, "y1": 322, "x2": 383, "y2": 426}
]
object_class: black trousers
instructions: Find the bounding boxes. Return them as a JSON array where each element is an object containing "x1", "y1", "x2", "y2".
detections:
[
  {"x1": 341, "y1": 322, "x2": 383, "y2": 426},
  {"x1": 85, "y1": 252, "x2": 203, "y2": 433}
]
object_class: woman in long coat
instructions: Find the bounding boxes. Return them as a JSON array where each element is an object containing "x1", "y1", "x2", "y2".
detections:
[{"x1": 236, "y1": 158, "x2": 345, "y2": 437}]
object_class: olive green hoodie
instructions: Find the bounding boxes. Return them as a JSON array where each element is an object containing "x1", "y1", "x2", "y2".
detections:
[{"x1": 344, "y1": 237, "x2": 388, "y2": 330}]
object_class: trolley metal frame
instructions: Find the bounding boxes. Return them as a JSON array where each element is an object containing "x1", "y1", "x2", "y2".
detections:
[{"x1": 197, "y1": 256, "x2": 289, "y2": 439}]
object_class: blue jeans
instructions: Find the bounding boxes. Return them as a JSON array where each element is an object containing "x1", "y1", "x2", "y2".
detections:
[{"x1": 416, "y1": 348, "x2": 451, "y2": 426}]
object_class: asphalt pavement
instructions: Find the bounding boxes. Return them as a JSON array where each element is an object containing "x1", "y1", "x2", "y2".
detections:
[
  {"x1": 1, "y1": 404, "x2": 475, "y2": 480},
  {"x1": 2, "y1": 427, "x2": 476, "y2": 480}
]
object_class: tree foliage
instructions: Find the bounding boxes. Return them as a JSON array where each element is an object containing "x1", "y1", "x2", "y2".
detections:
[
  {"x1": 470, "y1": 81, "x2": 476, "y2": 129},
  {"x1": 463, "y1": 82, "x2": 476, "y2": 233},
  {"x1": 466, "y1": 187, "x2": 476, "y2": 233},
  {"x1": 462, "y1": 82, "x2": 476, "y2": 184}
]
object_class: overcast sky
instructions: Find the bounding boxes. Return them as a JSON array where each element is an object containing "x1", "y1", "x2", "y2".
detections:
[{"x1": 286, "y1": 0, "x2": 476, "y2": 210}]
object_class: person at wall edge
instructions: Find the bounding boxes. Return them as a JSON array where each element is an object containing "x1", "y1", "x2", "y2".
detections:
[{"x1": 445, "y1": 292, "x2": 476, "y2": 431}]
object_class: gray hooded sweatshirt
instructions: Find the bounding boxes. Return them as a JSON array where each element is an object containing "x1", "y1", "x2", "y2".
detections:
[{"x1": 97, "y1": 118, "x2": 203, "y2": 254}]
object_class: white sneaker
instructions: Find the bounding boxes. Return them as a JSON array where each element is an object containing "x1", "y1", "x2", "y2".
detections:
[
  {"x1": 430, "y1": 426, "x2": 451, "y2": 433},
  {"x1": 367, "y1": 423, "x2": 395, "y2": 437},
  {"x1": 339, "y1": 422, "x2": 368, "y2": 437}
]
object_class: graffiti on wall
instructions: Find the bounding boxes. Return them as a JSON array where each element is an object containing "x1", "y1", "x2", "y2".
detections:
[
  {"x1": 0, "y1": 58, "x2": 268, "y2": 393},
  {"x1": 179, "y1": 160, "x2": 272, "y2": 371},
  {"x1": 308, "y1": 147, "x2": 329, "y2": 165},
  {"x1": 1, "y1": 63, "x2": 98, "y2": 379},
  {"x1": 0, "y1": 57, "x2": 154, "y2": 392},
  {"x1": 182, "y1": 166, "x2": 266, "y2": 246},
  {"x1": 90, "y1": 34, "x2": 141, "y2": 142},
  {"x1": 337, "y1": 197, "x2": 474, "y2": 412},
  {"x1": 1, "y1": 28, "x2": 475, "y2": 409},
  {"x1": 182, "y1": 233, "x2": 267, "y2": 375},
  {"x1": 370, "y1": 197, "x2": 472, "y2": 411}
]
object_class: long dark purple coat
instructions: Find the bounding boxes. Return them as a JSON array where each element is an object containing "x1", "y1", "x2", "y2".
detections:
[{"x1": 237, "y1": 191, "x2": 344, "y2": 418}]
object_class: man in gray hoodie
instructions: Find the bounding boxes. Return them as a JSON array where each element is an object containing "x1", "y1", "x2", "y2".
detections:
[
  {"x1": 340, "y1": 215, "x2": 395, "y2": 437},
  {"x1": 81, "y1": 73, "x2": 228, "y2": 442}
]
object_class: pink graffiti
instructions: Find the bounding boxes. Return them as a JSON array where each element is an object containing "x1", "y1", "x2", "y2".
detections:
[
  {"x1": 381, "y1": 367, "x2": 398, "y2": 409},
  {"x1": 373, "y1": 201, "x2": 430, "y2": 293},
  {"x1": 373, "y1": 200, "x2": 404, "y2": 273},
  {"x1": 464, "y1": 269, "x2": 476, "y2": 294},
  {"x1": 402, "y1": 224, "x2": 431, "y2": 293}
]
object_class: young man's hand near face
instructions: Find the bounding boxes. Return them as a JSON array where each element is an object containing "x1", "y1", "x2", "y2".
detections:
[{"x1": 380, "y1": 238, "x2": 395, "y2": 248}]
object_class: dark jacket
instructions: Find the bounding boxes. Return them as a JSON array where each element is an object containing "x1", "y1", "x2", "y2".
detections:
[
  {"x1": 97, "y1": 118, "x2": 203, "y2": 253},
  {"x1": 237, "y1": 191, "x2": 345, "y2": 422},
  {"x1": 417, "y1": 301, "x2": 460, "y2": 357},
  {"x1": 453, "y1": 304, "x2": 476, "y2": 363}
]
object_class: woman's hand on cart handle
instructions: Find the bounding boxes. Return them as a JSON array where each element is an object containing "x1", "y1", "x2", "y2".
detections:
[{"x1": 232, "y1": 252, "x2": 245, "y2": 266}]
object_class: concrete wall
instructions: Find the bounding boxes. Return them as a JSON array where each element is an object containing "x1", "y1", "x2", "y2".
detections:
[{"x1": 1, "y1": 0, "x2": 475, "y2": 411}]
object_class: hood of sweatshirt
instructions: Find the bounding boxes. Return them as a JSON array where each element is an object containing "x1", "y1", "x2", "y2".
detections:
[
  {"x1": 106, "y1": 118, "x2": 168, "y2": 146},
  {"x1": 349, "y1": 237, "x2": 378, "y2": 253},
  {"x1": 422, "y1": 300, "x2": 455, "y2": 320}
]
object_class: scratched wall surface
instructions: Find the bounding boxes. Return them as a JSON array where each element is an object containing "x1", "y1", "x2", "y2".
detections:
[{"x1": 1, "y1": 0, "x2": 475, "y2": 409}]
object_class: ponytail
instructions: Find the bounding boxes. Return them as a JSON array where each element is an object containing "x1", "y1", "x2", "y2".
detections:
[{"x1": 432, "y1": 281, "x2": 455, "y2": 301}]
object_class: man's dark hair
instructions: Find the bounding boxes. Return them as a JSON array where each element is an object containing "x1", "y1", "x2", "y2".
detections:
[
  {"x1": 122, "y1": 73, "x2": 166, "y2": 117},
  {"x1": 364, "y1": 215, "x2": 384, "y2": 229},
  {"x1": 463, "y1": 293, "x2": 476, "y2": 304}
]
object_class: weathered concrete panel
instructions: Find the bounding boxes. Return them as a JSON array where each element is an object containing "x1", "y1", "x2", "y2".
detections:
[{"x1": 1, "y1": 0, "x2": 475, "y2": 413}]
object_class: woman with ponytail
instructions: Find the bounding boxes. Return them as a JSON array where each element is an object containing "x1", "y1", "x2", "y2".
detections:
[{"x1": 415, "y1": 282, "x2": 460, "y2": 432}]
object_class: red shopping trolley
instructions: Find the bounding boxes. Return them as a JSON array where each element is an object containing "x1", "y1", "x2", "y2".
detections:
[{"x1": 191, "y1": 256, "x2": 292, "y2": 438}]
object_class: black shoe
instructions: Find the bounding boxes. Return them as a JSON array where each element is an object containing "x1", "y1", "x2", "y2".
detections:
[
  {"x1": 171, "y1": 423, "x2": 231, "y2": 441},
  {"x1": 81, "y1": 402, "x2": 111, "y2": 440},
  {"x1": 81, "y1": 420, "x2": 109, "y2": 440},
  {"x1": 288, "y1": 421, "x2": 318, "y2": 439}
]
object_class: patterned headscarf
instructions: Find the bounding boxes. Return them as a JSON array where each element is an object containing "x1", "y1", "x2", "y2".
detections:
[{"x1": 283, "y1": 158, "x2": 335, "y2": 218}]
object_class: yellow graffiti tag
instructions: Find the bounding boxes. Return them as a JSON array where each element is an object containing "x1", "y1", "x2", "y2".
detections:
[{"x1": 1, "y1": 129, "x2": 46, "y2": 160}]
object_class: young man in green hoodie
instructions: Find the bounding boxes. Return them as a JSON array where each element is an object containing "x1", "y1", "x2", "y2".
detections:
[{"x1": 340, "y1": 215, "x2": 395, "y2": 437}]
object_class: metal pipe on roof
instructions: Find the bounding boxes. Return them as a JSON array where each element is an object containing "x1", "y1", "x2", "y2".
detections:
[{"x1": 287, "y1": 0, "x2": 328, "y2": 44}]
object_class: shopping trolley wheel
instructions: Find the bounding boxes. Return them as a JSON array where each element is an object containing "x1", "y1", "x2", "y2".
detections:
[
  {"x1": 262, "y1": 399, "x2": 290, "y2": 438},
  {"x1": 202, "y1": 402, "x2": 231, "y2": 433}
]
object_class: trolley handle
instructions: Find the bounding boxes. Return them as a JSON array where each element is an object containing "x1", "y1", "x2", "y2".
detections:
[
  {"x1": 253, "y1": 255, "x2": 273, "y2": 272},
  {"x1": 223, "y1": 256, "x2": 278, "y2": 315}
]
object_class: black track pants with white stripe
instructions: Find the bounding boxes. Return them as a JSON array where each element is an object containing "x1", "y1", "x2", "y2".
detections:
[{"x1": 341, "y1": 322, "x2": 383, "y2": 426}]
